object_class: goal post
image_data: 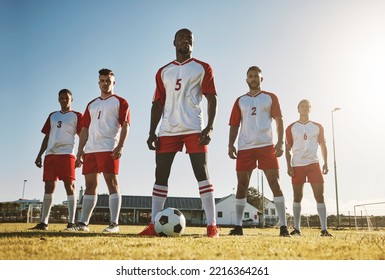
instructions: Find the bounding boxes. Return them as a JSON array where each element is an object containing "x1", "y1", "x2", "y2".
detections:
[{"x1": 354, "y1": 202, "x2": 385, "y2": 230}]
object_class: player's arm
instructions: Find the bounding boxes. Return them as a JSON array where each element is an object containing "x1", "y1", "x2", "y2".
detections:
[
  {"x1": 285, "y1": 144, "x2": 294, "y2": 177},
  {"x1": 75, "y1": 127, "x2": 88, "y2": 167},
  {"x1": 199, "y1": 93, "x2": 217, "y2": 145},
  {"x1": 273, "y1": 116, "x2": 284, "y2": 157},
  {"x1": 228, "y1": 125, "x2": 239, "y2": 159},
  {"x1": 147, "y1": 100, "x2": 164, "y2": 150},
  {"x1": 319, "y1": 141, "x2": 329, "y2": 174},
  {"x1": 113, "y1": 121, "x2": 129, "y2": 159},
  {"x1": 35, "y1": 134, "x2": 49, "y2": 168}
]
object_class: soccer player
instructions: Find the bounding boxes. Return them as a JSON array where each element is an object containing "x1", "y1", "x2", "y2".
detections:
[
  {"x1": 74, "y1": 68, "x2": 130, "y2": 233},
  {"x1": 285, "y1": 99, "x2": 332, "y2": 237},
  {"x1": 138, "y1": 28, "x2": 219, "y2": 237},
  {"x1": 228, "y1": 66, "x2": 290, "y2": 237},
  {"x1": 29, "y1": 89, "x2": 82, "y2": 231}
]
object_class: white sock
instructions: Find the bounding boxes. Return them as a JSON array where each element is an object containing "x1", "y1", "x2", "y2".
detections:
[
  {"x1": 293, "y1": 202, "x2": 301, "y2": 230},
  {"x1": 317, "y1": 202, "x2": 327, "y2": 230},
  {"x1": 274, "y1": 196, "x2": 287, "y2": 226},
  {"x1": 41, "y1": 193, "x2": 53, "y2": 224},
  {"x1": 235, "y1": 198, "x2": 246, "y2": 226},
  {"x1": 80, "y1": 194, "x2": 98, "y2": 225},
  {"x1": 109, "y1": 192, "x2": 121, "y2": 224},
  {"x1": 151, "y1": 184, "x2": 168, "y2": 223},
  {"x1": 67, "y1": 194, "x2": 77, "y2": 224},
  {"x1": 199, "y1": 180, "x2": 216, "y2": 226}
]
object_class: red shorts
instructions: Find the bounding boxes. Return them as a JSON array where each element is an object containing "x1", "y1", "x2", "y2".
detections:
[
  {"x1": 157, "y1": 133, "x2": 207, "y2": 154},
  {"x1": 82, "y1": 152, "x2": 119, "y2": 174},
  {"x1": 236, "y1": 145, "x2": 279, "y2": 171},
  {"x1": 292, "y1": 163, "x2": 324, "y2": 185},
  {"x1": 43, "y1": 154, "x2": 75, "y2": 182}
]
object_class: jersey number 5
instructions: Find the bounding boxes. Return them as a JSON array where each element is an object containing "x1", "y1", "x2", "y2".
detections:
[{"x1": 175, "y1": 79, "x2": 182, "y2": 91}]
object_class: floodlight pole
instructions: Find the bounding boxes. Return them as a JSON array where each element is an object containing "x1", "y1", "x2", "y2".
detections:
[
  {"x1": 22, "y1": 179, "x2": 27, "y2": 200},
  {"x1": 332, "y1": 108, "x2": 341, "y2": 229}
]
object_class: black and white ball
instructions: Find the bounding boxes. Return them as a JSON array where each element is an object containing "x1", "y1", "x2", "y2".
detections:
[{"x1": 154, "y1": 207, "x2": 186, "y2": 237}]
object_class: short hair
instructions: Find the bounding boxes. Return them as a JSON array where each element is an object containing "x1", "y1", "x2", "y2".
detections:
[
  {"x1": 297, "y1": 99, "x2": 311, "y2": 109},
  {"x1": 174, "y1": 28, "x2": 193, "y2": 40},
  {"x1": 99, "y1": 68, "x2": 114, "y2": 77},
  {"x1": 247, "y1": 66, "x2": 262, "y2": 76},
  {"x1": 58, "y1": 88, "x2": 72, "y2": 97}
]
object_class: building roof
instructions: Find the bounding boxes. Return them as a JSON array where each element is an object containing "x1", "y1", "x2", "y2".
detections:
[{"x1": 94, "y1": 194, "x2": 207, "y2": 210}]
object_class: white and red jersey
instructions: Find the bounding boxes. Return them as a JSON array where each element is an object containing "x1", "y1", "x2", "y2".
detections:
[
  {"x1": 229, "y1": 91, "x2": 282, "y2": 151},
  {"x1": 153, "y1": 58, "x2": 217, "y2": 136},
  {"x1": 42, "y1": 110, "x2": 82, "y2": 155},
  {"x1": 82, "y1": 94, "x2": 130, "y2": 153},
  {"x1": 285, "y1": 120, "x2": 325, "y2": 167}
]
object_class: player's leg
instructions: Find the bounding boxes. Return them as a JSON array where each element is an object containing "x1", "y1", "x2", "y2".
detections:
[
  {"x1": 77, "y1": 173, "x2": 98, "y2": 230},
  {"x1": 264, "y1": 169, "x2": 290, "y2": 237},
  {"x1": 185, "y1": 132, "x2": 218, "y2": 237},
  {"x1": 63, "y1": 181, "x2": 77, "y2": 228},
  {"x1": 41, "y1": 181, "x2": 55, "y2": 226},
  {"x1": 139, "y1": 152, "x2": 176, "y2": 236},
  {"x1": 153, "y1": 152, "x2": 176, "y2": 220},
  {"x1": 310, "y1": 183, "x2": 329, "y2": 234},
  {"x1": 103, "y1": 173, "x2": 121, "y2": 232},
  {"x1": 308, "y1": 163, "x2": 332, "y2": 236},
  {"x1": 29, "y1": 155, "x2": 57, "y2": 230},
  {"x1": 189, "y1": 152, "x2": 217, "y2": 236},
  {"x1": 231, "y1": 170, "x2": 253, "y2": 235},
  {"x1": 291, "y1": 183, "x2": 304, "y2": 235}
]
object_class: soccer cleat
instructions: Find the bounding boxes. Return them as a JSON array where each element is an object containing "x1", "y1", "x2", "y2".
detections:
[
  {"x1": 290, "y1": 228, "x2": 302, "y2": 236},
  {"x1": 279, "y1": 226, "x2": 291, "y2": 237},
  {"x1": 63, "y1": 223, "x2": 77, "y2": 231},
  {"x1": 103, "y1": 223, "x2": 120, "y2": 233},
  {"x1": 229, "y1": 226, "x2": 244, "y2": 236},
  {"x1": 73, "y1": 222, "x2": 90, "y2": 232},
  {"x1": 207, "y1": 224, "x2": 219, "y2": 238},
  {"x1": 138, "y1": 223, "x2": 158, "y2": 236},
  {"x1": 28, "y1": 222, "x2": 48, "y2": 230},
  {"x1": 320, "y1": 229, "x2": 333, "y2": 237}
]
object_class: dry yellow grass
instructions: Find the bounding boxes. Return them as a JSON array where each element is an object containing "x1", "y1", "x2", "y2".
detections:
[{"x1": 0, "y1": 223, "x2": 384, "y2": 260}]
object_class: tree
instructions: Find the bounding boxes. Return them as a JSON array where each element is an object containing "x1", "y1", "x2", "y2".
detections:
[{"x1": 247, "y1": 187, "x2": 264, "y2": 210}]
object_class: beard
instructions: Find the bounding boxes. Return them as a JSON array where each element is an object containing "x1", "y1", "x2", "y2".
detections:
[{"x1": 247, "y1": 82, "x2": 261, "y2": 90}]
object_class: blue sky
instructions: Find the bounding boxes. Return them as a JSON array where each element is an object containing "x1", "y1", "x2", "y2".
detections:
[{"x1": 1, "y1": 0, "x2": 385, "y2": 216}]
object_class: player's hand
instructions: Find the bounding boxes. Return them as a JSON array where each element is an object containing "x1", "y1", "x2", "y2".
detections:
[
  {"x1": 287, "y1": 166, "x2": 295, "y2": 177},
  {"x1": 75, "y1": 152, "x2": 83, "y2": 168},
  {"x1": 199, "y1": 127, "x2": 212, "y2": 145},
  {"x1": 274, "y1": 142, "x2": 284, "y2": 157},
  {"x1": 147, "y1": 133, "x2": 159, "y2": 150},
  {"x1": 113, "y1": 146, "x2": 123, "y2": 160},
  {"x1": 35, "y1": 157, "x2": 42, "y2": 168},
  {"x1": 228, "y1": 145, "x2": 237, "y2": 159},
  {"x1": 322, "y1": 163, "x2": 329, "y2": 174}
]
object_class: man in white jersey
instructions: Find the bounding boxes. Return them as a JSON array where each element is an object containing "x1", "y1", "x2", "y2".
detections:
[
  {"x1": 139, "y1": 28, "x2": 219, "y2": 237},
  {"x1": 228, "y1": 66, "x2": 290, "y2": 237},
  {"x1": 285, "y1": 99, "x2": 332, "y2": 237},
  {"x1": 74, "y1": 68, "x2": 130, "y2": 233},
  {"x1": 29, "y1": 89, "x2": 82, "y2": 231}
]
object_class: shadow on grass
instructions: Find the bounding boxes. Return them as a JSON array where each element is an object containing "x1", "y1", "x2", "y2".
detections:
[{"x1": 0, "y1": 232, "x2": 203, "y2": 239}]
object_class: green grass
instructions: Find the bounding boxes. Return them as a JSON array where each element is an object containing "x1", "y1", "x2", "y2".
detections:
[{"x1": 0, "y1": 223, "x2": 384, "y2": 260}]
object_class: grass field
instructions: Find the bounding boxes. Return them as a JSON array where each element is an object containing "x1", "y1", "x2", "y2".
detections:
[{"x1": 0, "y1": 223, "x2": 384, "y2": 260}]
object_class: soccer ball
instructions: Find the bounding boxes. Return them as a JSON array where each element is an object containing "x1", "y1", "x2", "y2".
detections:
[{"x1": 154, "y1": 207, "x2": 186, "y2": 237}]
